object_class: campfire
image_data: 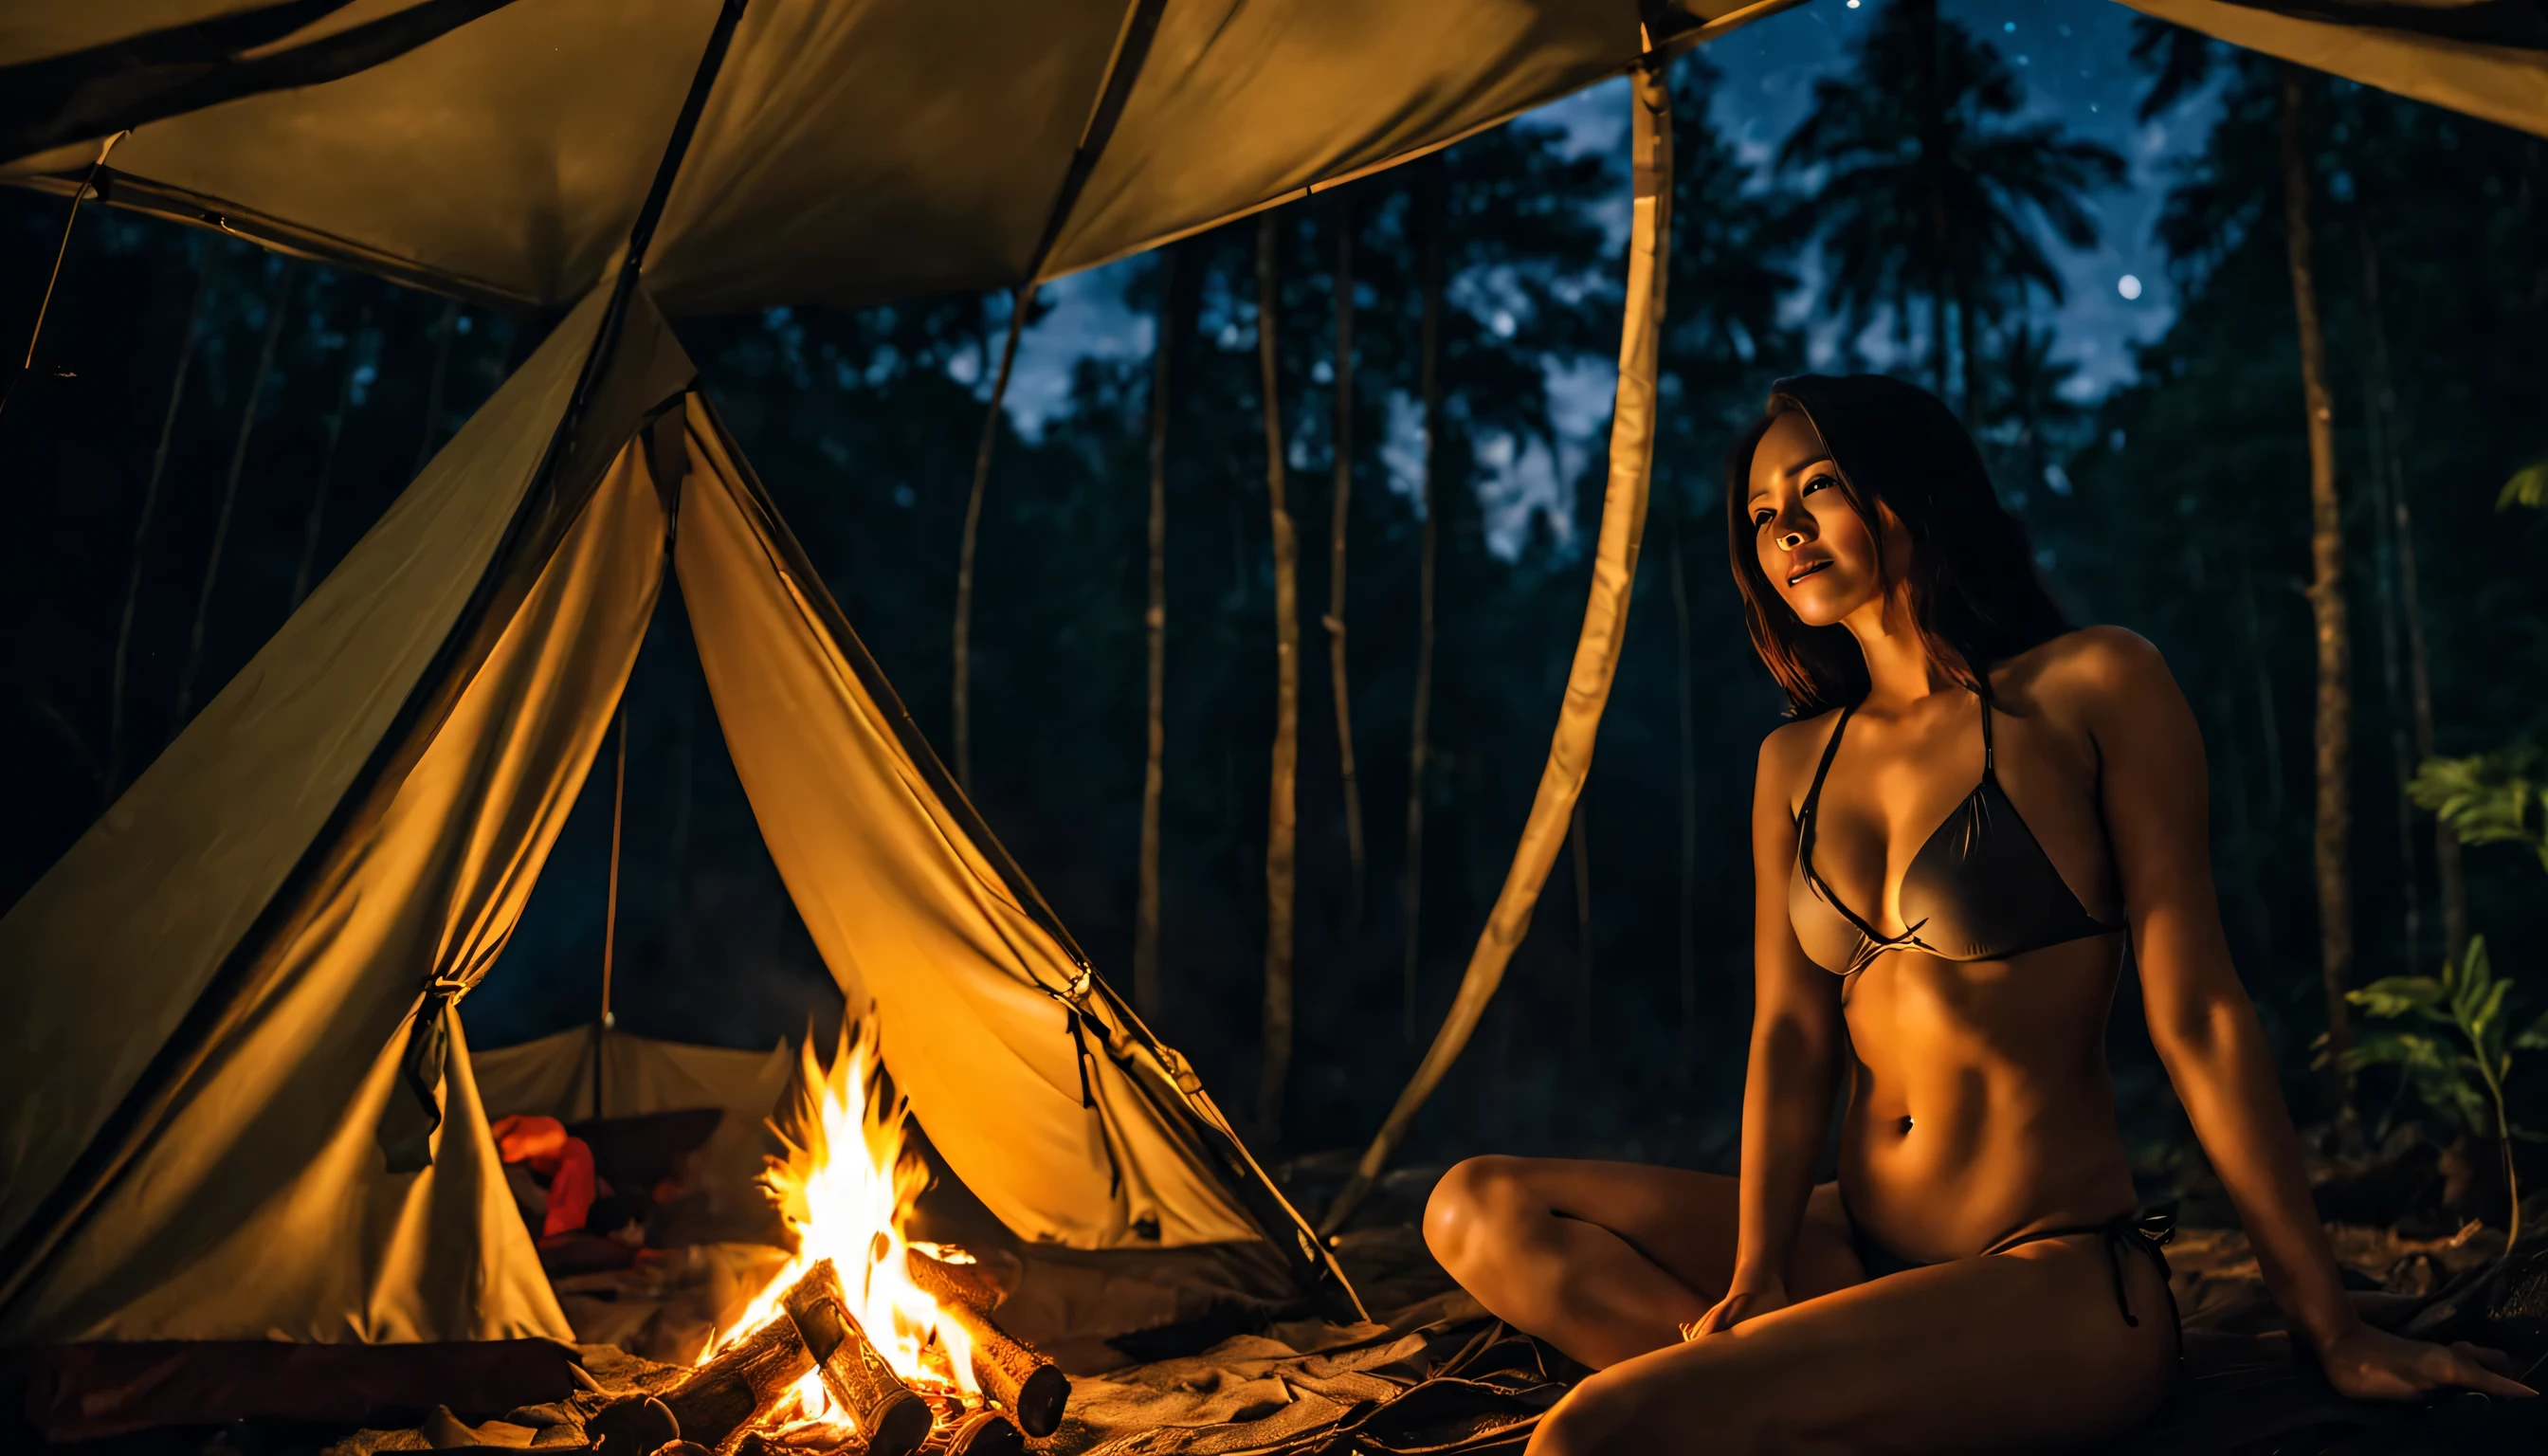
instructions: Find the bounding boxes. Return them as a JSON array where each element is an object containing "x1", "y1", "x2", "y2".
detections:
[{"x1": 593, "y1": 1024, "x2": 1065, "y2": 1456}]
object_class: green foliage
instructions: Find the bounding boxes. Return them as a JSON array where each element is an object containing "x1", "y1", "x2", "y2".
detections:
[
  {"x1": 2411, "y1": 744, "x2": 2548, "y2": 878},
  {"x1": 2338, "y1": 937, "x2": 2548, "y2": 1242},
  {"x1": 2502, "y1": 460, "x2": 2548, "y2": 512}
]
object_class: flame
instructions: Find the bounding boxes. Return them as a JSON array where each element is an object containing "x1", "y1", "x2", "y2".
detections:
[{"x1": 705, "y1": 1020, "x2": 980, "y2": 1431}]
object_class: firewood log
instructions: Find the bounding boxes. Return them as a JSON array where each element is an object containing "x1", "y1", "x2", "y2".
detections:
[
  {"x1": 784, "y1": 1259, "x2": 934, "y2": 1456},
  {"x1": 903, "y1": 1248, "x2": 1010, "y2": 1311},
  {"x1": 925, "y1": 1410, "x2": 1023, "y2": 1456},
  {"x1": 654, "y1": 1303, "x2": 818, "y2": 1452},
  {"x1": 590, "y1": 1395, "x2": 678, "y2": 1456},
  {"x1": 902, "y1": 1251, "x2": 1066, "y2": 1438}
]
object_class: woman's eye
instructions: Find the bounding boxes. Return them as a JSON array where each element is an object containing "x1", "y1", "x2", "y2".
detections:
[
  {"x1": 1752, "y1": 509, "x2": 1774, "y2": 528},
  {"x1": 1802, "y1": 472, "x2": 1835, "y2": 496}
]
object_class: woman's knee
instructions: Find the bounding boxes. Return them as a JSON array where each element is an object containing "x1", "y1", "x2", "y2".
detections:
[
  {"x1": 1531, "y1": 1354, "x2": 1787, "y2": 1456},
  {"x1": 1422, "y1": 1155, "x2": 1533, "y2": 1276}
]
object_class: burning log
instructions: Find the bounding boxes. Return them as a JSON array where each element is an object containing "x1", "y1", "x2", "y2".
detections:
[
  {"x1": 904, "y1": 1251, "x2": 1068, "y2": 1438},
  {"x1": 904, "y1": 1247, "x2": 1010, "y2": 1311},
  {"x1": 655, "y1": 1303, "x2": 818, "y2": 1452},
  {"x1": 784, "y1": 1259, "x2": 934, "y2": 1456},
  {"x1": 925, "y1": 1410, "x2": 1024, "y2": 1456}
]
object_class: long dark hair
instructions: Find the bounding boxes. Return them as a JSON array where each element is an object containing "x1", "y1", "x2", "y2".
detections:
[{"x1": 1724, "y1": 373, "x2": 2069, "y2": 717}]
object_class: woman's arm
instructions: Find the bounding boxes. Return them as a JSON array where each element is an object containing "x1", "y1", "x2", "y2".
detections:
[
  {"x1": 2082, "y1": 628, "x2": 2529, "y2": 1400},
  {"x1": 1693, "y1": 723, "x2": 1847, "y2": 1335}
]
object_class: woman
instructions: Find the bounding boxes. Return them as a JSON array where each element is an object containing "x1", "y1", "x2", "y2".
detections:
[{"x1": 1422, "y1": 374, "x2": 2531, "y2": 1452}]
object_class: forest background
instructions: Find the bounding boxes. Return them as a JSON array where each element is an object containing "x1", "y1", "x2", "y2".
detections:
[{"x1": 3, "y1": 0, "x2": 2544, "y2": 1214}]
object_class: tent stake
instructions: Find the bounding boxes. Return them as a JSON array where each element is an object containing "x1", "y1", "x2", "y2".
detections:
[{"x1": 1328, "y1": 63, "x2": 1673, "y2": 1235}]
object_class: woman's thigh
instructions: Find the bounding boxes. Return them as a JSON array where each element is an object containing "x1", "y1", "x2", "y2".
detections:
[
  {"x1": 1439, "y1": 1157, "x2": 1863, "y2": 1303},
  {"x1": 1532, "y1": 1235, "x2": 2176, "y2": 1455}
]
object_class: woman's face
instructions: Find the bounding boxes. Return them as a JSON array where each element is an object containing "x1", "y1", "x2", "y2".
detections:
[{"x1": 1746, "y1": 410, "x2": 1902, "y2": 628}]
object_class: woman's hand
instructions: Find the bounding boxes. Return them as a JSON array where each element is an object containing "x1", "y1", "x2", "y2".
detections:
[
  {"x1": 2316, "y1": 1323, "x2": 2536, "y2": 1402},
  {"x1": 1682, "y1": 1279, "x2": 1789, "y2": 1340}
]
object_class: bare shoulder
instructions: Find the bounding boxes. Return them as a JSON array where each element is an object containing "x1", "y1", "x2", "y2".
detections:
[
  {"x1": 1756, "y1": 707, "x2": 1843, "y2": 810},
  {"x1": 2001, "y1": 626, "x2": 2176, "y2": 710}
]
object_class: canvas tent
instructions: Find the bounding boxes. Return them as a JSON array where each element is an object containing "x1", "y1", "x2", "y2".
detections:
[{"x1": 3, "y1": 0, "x2": 2546, "y2": 1417}]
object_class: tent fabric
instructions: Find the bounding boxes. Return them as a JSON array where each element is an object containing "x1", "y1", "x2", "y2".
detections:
[
  {"x1": 2119, "y1": 1, "x2": 2548, "y2": 140},
  {"x1": 0, "y1": 1, "x2": 1789, "y2": 313},
  {"x1": 1325, "y1": 62, "x2": 1673, "y2": 1235},
  {"x1": 471, "y1": 1027, "x2": 794, "y2": 1123},
  {"x1": 1, "y1": 264, "x2": 1351, "y2": 1346},
  {"x1": 0, "y1": 422, "x2": 681, "y2": 1344},
  {"x1": 0, "y1": 283, "x2": 611, "y2": 1275},
  {"x1": 674, "y1": 395, "x2": 1269, "y2": 1252}
]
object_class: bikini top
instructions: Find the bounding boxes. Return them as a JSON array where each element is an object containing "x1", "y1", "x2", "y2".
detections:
[{"x1": 1790, "y1": 696, "x2": 2121, "y2": 977}]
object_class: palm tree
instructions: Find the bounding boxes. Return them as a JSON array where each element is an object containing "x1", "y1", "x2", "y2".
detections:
[
  {"x1": 1777, "y1": 0, "x2": 2121, "y2": 418},
  {"x1": 2133, "y1": 22, "x2": 2357, "y2": 1122},
  {"x1": 1256, "y1": 211, "x2": 1301, "y2": 1141}
]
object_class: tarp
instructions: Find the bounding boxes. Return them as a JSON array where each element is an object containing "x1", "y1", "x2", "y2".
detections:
[
  {"x1": 2119, "y1": 1, "x2": 2548, "y2": 142},
  {"x1": 0, "y1": 1, "x2": 1793, "y2": 311}
]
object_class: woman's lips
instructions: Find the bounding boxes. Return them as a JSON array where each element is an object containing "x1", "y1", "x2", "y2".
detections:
[{"x1": 1786, "y1": 557, "x2": 1832, "y2": 588}]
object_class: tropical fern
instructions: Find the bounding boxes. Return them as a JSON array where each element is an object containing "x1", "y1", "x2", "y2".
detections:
[
  {"x1": 2336, "y1": 938, "x2": 2548, "y2": 1248},
  {"x1": 2410, "y1": 744, "x2": 2548, "y2": 878}
]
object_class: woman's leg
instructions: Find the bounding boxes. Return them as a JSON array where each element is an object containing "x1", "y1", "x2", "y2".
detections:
[
  {"x1": 1526, "y1": 1233, "x2": 2177, "y2": 1455},
  {"x1": 1422, "y1": 1157, "x2": 1864, "y2": 1370}
]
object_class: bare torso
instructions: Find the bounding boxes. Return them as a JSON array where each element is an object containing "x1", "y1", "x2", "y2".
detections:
[{"x1": 1780, "y1": 643, "x2": 2138, "y2": 1260}]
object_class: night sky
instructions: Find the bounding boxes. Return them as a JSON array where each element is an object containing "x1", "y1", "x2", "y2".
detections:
[{"x1": 997, "y1": 0, "x2": 2217, "y2": 552}]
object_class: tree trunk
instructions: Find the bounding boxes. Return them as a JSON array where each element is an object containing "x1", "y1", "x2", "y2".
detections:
[
  {"x1": 107, "y1": 244, "x2": 217, "y2": 802},
  {"x1": 1256, "y1": 213, "x2": 1300, "y2": 1141},
  {"x1": 2280, "y1": 66, "x2": 2353, "y2": 1119},
  {"x1": 1135, "y1": 249, "x2": 1177, "y2": 1022},
  {"x1": 2354, "y1": 234, "x2": 2420, "y2": 972},
  {"x1": 292, "y1": 300, "x2": 372, "y2": 609},
  {"x1": 1325, "y1": 199, "x2": 1368, "y2": 928},
  {"x1": 1906, "y1": 0, "x2": 1953, "y2": 404},
  {"x1": 413, "y1": 298, "x2": 459, "y2": 477},
  {"x1": 2357, "y1": 226, "x2": 2465, "y2": 970},
  {"x1": 1671, "y1": 525, "x2": 1699, "y2": 1091},
  {"x1": 173, "y1": 262, "x2": 298, "y2": 735},
  {"x1": 1404, "y1": 163, "x2": 1446, "y2": 1051},
  {"x1": 954, "y1": 286, "x2": 1032, "y2": 794}
]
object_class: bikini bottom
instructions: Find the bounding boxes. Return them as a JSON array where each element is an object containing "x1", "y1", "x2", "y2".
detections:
[{"x1": 1846, "y1": 1203, "x2": 2182, "y2": 1340}]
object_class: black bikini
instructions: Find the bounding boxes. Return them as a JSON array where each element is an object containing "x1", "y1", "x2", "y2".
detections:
[
  {"x1": 1790, "y1": 693, "x2": 2172, "y2": 1332},
  {"x1": 1791, "y1": 694, "x2": 2121, "y2": 979}
]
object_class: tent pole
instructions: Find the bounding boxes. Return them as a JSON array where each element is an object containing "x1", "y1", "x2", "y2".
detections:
[
  {"x1": 1324, "y1": 61, "x2": 1673, "y2": 1236},
  {"x1": 1, "y1": 131, "x2": 121, "y2": 423},
  {"x1": 596, "y1": 701, "x2": 628, "y2": 1119}
]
